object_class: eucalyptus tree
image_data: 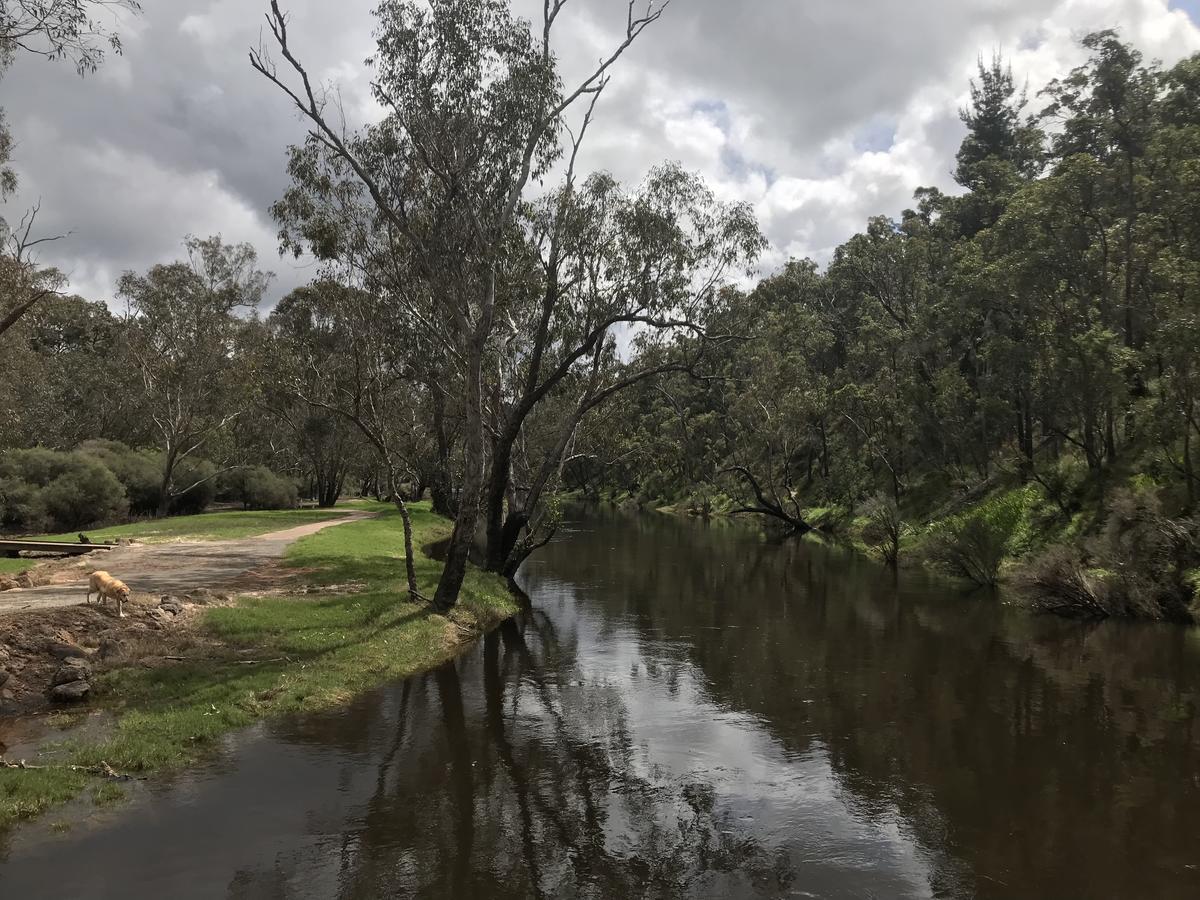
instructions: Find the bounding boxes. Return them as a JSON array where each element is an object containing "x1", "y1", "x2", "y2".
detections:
[
  {"x1": 265, "y1": 277, "x2": 436, "y2": 603},
  {"x1": 252, "y1": 0, "x2": 667, "y2": 608},
  {"x1": 118, "y1": 236, "x2": 272, "y2": 516},
  {"x1": 0, "y1": 0, "x2": 141, "y2": 72},
  {"x1": 0, "y1": 1, "x2": 144, "y2": 333},
  {"x1": 0, "y1": 204, "x2": 66, "y2": 338},
  {"x1": 482, "y1": 161, "x2": 765, "y2": 574},
  {"x1": 258, "y1": 284, "x2": 365, "y2": 509}
]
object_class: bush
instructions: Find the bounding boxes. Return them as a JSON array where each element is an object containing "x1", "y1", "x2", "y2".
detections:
[
  {"x1": 924, "y1": 487, "x2": 1037, "y2": 586},
  {"x1": 1020, "y1": 488, "x2": 1200, "y2": 621},
  {"x1": 168, "y1": 457, "x2": 218, "y2": 516},
  {"x1": 40, "y1": 461, "x2": 128, "y2": 530},
  {"x1": 218, "y1": 466, "x2": 298, "y2": 510},
  {"x1": 77, "y1": 440, "x2": 163, "y2": 515},
  {"x1": 0, "y1": 448, "x2": 128, "y2": 533},
  {"x1": 0, "y1": 475, "x2": 49, "y2": 533},
  {"x1": 861, "y1": 494, "x2": 904, "y2": 568},
  {"x1": 1019, "y1": 545, "x2": 1113, "y2": 619}
]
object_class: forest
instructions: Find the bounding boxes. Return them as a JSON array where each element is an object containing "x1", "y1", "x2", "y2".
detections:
[{"x1": 1, "y1": 2, "x2": 1199, "y2": 621}]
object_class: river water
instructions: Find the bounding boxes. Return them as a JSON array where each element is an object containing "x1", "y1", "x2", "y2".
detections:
[{"x1": 2, "y1": 507, "x2": 1200, "y2": 898}]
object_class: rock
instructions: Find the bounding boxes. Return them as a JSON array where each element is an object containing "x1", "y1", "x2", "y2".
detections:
[
  {"x1": 148, "y1": 607, "x2": 173, "y2": 624},
  {"x1": 50, "y1": 680, "x2": 90, "y2": 702},
  {"x1": 53, "y1": 657, "x2": 93, "y2": 686},
  {"x1": 98, "y1": 639, "x2": 125, "y2": 660},
  {"x1": 0, "y1": 577, "x2": 18, "y2": 592},
  {"x1": 0, "y1": 669, "x2": 9, "y2": 688},
  {"x1": 45, "y1": 640, "x2": 91, "y2": 660},
  {"x1": 15, "y1": 572, "x2": 34, "y2": 588},
  {"x1": 184, "y1": 588, "x2": 229, "y2": 605},
  {"x1": 159, "y1": 597, "x2": 184, "y2": 615}
]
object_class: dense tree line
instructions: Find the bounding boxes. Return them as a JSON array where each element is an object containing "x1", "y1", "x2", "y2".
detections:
[
  {"x1": 580, "y1": 36, "x2": 1200, "y2": 619},
  {"x1": 2, "y1": 3, "x2": 1197, "y2": 618}
]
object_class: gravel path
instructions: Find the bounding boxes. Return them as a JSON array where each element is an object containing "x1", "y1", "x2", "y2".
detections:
[{"x1": 0, "y1": 512, "x2": 373, "y2": 616}]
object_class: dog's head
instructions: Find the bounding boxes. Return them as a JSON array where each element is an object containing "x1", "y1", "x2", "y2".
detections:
[{"x1": 115, "y1": 582, "x2": 131, "y2": 601}]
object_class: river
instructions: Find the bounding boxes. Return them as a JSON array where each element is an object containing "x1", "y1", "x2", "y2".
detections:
[{"x1": 2, "y1": 506, "x2": 1200, "y2": 898}]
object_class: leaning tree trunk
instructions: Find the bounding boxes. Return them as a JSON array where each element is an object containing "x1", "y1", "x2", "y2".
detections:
[
  {"x1": 433, "y1": 287, "x2": 495, "y2": 610},
  {"x1": 484, "y1": 426, "x2": 519, "y2": 572},
  {"x1": 385, "y1": 469, "x2": 423, "y2": 603}
]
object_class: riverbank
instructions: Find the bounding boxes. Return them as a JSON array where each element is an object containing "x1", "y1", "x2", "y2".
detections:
[
  {"x1": 0, "y1": 502, "x2": 522, "y2": 830},
  {"x1": 648, "y1": 475, "x2": 1200, "y2": 622}
]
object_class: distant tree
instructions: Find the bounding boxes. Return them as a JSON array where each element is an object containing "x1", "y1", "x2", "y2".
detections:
[
  {"x1": 0, "y1": 203, "x2": 66, "y2": 338},
  {"x1": 118, "y1": 236, "x2": 272, "y2": 516},
  {"x1": 0, "y1": 1, "x2": 144, "y2": 331},
  {"x1": 265, "y1": 278, "x2": 438, "y2": 603}
]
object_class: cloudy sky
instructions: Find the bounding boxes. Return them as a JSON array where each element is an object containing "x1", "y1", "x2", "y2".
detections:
[{"x1": 4, "y1": 0, "x2": 1200, "y2": 307}]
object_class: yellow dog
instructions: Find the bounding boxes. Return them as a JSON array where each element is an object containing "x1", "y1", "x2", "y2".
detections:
[{"x1": 86, "y1": 570, "x2": 131, "y2": 618}]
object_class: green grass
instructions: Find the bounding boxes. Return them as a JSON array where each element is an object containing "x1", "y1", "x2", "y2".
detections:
[
  {"x1": 34, "y1": 508, "x2": 348, "y2": 544},
  {"x1": 0, "y1": 502, "x2": 521, "y2": 830},
  {"x1": 0, "y1": 557, "x2": 35, "y2": 575}
]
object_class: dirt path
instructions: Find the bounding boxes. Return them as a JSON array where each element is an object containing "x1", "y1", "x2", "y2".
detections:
[{"x1": 0, "y1": 512, "x2": 373, "y2": 616}]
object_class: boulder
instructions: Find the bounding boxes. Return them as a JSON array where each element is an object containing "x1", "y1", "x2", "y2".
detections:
[
  {"x1": 53, "y1": 657, "x2": 93, "y2": 686},
  {"x1": 45, "y1": 641, "x2": 92, "y2": 660},
  {"x1": 0, "y1": 669, "x2": 9, "y2": 688},
  {"x1": 184, "y1": 588, "x2": 230, "y2": 605},
  {"x1": 148, "y1": 607, "x2": 173, "y2": 624},
  {"x1": 50, "y1": 680, "x2": 90, "y2": 702},
  {"x1": 159, "y1": 597, "x2": 184, "y2": 615}
]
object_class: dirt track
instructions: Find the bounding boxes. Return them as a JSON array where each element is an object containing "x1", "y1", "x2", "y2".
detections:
[{"x1": 0, "y1": 513, "x2": 373, "y2": 616}]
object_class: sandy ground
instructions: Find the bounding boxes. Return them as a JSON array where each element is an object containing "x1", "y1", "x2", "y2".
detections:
[
  {"x1": 0, "y1": 512, "x2": 374, "y2": 716},
  {"x1": 0, "y1": 512, "x2": 373, "y2": 616}
]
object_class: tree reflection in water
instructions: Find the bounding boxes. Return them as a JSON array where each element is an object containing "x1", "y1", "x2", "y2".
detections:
[
  {"x1": 7, "y1": 506, "x2": 1199, "y2": 899},
  {"x1": 326, "y1": 616, "x2": 792, "y2": 899}
]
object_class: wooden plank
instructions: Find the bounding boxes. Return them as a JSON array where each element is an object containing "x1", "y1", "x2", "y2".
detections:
[{"x1": 0, "y1": 539, "x2": 116, "y2": 557}]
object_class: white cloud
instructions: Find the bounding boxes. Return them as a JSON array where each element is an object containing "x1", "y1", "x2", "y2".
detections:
[{"x1": 0, "y1": 0, "x2": 1197, "y2": 304}]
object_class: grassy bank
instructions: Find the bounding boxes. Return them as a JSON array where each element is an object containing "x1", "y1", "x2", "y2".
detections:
[
  {"x1": 0, "y1": 509, "x2": 352, "y2": 579},
  {"x1": 37, "y1": 507, "x2": 348, "y2": 544},
  {"x1": 0, "y1": 502, "x2": 521, "y2": 829}
]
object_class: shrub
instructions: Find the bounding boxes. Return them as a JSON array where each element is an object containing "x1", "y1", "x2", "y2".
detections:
[
  {"x1": 0, "y1": 475, "x2": 49, "y2": 534},
  {"x1": 1031, "y1": 454, "x2": 1088, "y2": 516},
  {"x1": 168, "y1": 457, "x2": 218, "y2": 516},
  {"x1": 924, "y1": 487, "x2": 1038, "y2": 586},
  {"x1": 40, "y1": 460, "x2": 128, "y2": 530},
  {"x1": 218, "y1": 466, "x2": 298, "y2": 510},
  {"x1": 861, "y1": 494, "x2": 904, "y2": 568},
  {"x1": 1020, "y1": 488, "x2": 1200, "y2": 621},
  {"x1": 0, "y1": 449, "x2": 128, "y2": 533},
  {"x1": 1019, "y1": 545, "x2": 1113, "y2": 619},
  {"x1": 77, "y1": 440, "x2": 163, "y2": 515}
]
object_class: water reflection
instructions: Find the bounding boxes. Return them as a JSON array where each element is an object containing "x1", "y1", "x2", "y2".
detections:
[{"x1": 2, "y1": 507, "x2": 1200, "y2": 898}]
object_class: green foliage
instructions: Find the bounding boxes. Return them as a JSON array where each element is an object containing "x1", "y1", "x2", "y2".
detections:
[
  {"x1": 861, "y1": 494, "x2": 905, "y2": 567},
  {"x1": 77, "y1": 440, "x2": 162, "y2": 515},
  {"x1": 0, "y1": 448, "x2": 127, "y2": 533},
  {"x1": 924, "y1": 487, "x2": 1040, "y2": 586},
  {"x1": 166, "y1": 457, "x2": 218, "y2": 516},
  {"x1": 217, "y1": 466, "x2": 299, "y2": 510},
  {"x1": 1021, "y1": 487, "x2": 1200, "y2": 620}
]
